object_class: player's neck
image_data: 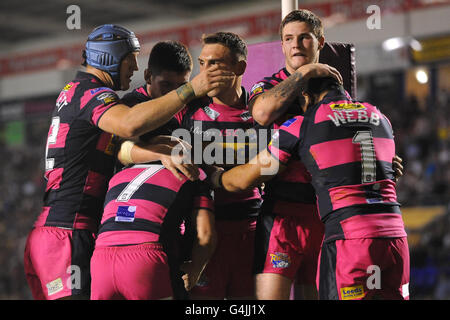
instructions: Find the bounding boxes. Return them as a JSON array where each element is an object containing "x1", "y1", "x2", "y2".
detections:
[
  {"x1": 85, "y1": 65, "x2": 114, "y2": 89},
  {"x1": 213, "y1": 84, "x2": 243, "y2": 107}
]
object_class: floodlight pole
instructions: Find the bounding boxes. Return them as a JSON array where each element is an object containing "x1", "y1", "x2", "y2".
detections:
[{"x1": 281, "y1": 0, "x2": 298, "y2": 19}]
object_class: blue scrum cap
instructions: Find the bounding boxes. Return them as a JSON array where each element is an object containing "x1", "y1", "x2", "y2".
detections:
[{"x1": 85, "y1": 24, "x2": 140, "y2": 90}]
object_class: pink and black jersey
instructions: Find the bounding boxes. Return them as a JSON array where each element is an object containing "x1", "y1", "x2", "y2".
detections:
[
  {"x1": 121, "y1": 84, "x2": 180, "y2": 140},
  {"x1": 268, "y1": 89, "x2": 406, "y2": 241},
  {"x1": 35, "y1": 71, "x2": 120, "y2": 232},
  {"x1": 250, "y1": 69, "x2": 317, "y2": 212},
  {"x1": 95, "y1": 165, "x2": 213, "y2": 247},
  {"x1": 174, "y1": 89, "x2": 262, "y2": 220},
  {"x1": 249, "y1": 68, "x2": 302, "y2": 117}
]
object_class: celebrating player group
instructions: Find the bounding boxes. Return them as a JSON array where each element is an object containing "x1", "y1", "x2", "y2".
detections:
[{"x1": 23, "y1": 9, "x2": 409, "y2": 300}]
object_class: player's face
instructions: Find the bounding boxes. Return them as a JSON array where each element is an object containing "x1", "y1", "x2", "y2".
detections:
[
  {"x1": 281, "y1": 21, "x2": 324, "y2": 74},
  {"x1": 149, "y1": 70, "x2": 191, "y2": 98},
  {"x1": 120, "y1": 52, "x2": 139, "y2": 90},
  {"x1": 198, "y1": 43, "x2": 238, "y2": 96}
]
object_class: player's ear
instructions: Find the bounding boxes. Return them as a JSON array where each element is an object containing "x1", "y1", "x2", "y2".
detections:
[
  {"x1": 235, "y1": 60, "x2": 247, "y2": 76},
  {"x1": 318, "y1": 36, "x2": 325, "y2": 51},
  {"x1": 301, "y1": 91, "x2": 311, "y2": 112},
  {"x1": 144, "y1": 69, "x2": 151, "y2": 84}
]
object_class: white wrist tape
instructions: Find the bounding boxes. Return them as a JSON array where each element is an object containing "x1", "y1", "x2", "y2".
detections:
[{"x1": 118, "y1": 140, "x2": 135, "y2": 165}]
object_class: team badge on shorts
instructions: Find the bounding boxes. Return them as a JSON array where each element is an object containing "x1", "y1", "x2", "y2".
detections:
[
  {"x1": 269, "y1": 252, "x2": 291, "y2": 269},
  {"x1": 340, "y1": 285, "x2": 365, "y2": 300},
  {"x1": 46, "y1": 278, "x2": 64, "y2": 296}
]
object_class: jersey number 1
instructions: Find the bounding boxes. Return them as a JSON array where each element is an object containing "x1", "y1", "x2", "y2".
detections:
[{"x1": 352, "y1": 131, "x2": 376, "y2": 183}]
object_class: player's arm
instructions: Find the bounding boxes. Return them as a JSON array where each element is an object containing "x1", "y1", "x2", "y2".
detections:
[
  {"x1": 98, "y1": 65, "x2": 235, "y2": 139},
  {"x1": 250, "y1": 63, "x2": 343, "y2": 126},
  {"x1": 181, "y1": 208, "x2": 217, "y2": 291},
  {"x1": 211, "y1": 149, "x2": 286, "y2": 192},
  {"x1": 118, "y1": 136, "x2": 199, "y2": 181}
]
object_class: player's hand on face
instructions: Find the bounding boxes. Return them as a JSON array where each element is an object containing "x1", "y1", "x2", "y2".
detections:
[
  {"x1": 296, "y1": 63, "x2": 343, "y2": 85},
  {"x1": 392, "y1": 154, "x2": 404, "y2": 183},
  {"x1": 160, "y1": 141, "x2": 199, "y2": 181},
  {"x1": 190, "y1": 64, "x2": 236, "y2": 97}
]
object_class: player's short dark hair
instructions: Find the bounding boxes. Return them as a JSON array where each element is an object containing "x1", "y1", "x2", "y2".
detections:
[
  {"x1": 306, "y1": 77, "x2": 342, "y2": 96},
  {"x1": 201, "y1": 32, "x2": 247, "y2": 63},
  {"x1": 148, "y1": 41, "x2": 193, "y2": 76},
  {"x1": 81, "y1": 50, "x2": 87, "y2": 67},
  {"x1": 279, "y1": 9, "x2": 324, "y2": 40}
]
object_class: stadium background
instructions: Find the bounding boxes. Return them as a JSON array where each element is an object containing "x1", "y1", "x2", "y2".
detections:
[{"x1": 0, "y1": 0, "x2": 448, "y2": 300}]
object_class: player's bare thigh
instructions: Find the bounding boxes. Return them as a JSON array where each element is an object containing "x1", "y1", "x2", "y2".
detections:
[{"x1": 255, "y1": 273, "x2": 292, "y2": 300}]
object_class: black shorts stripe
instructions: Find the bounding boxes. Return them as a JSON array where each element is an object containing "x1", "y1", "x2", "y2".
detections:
[
  {"x1": 70, "y1": 229, "x2": 95, "y2": 297},
  {"x1": 252, "y1": 201, "x2": 276, "y2": 275},
  {"x1": 319, "y1": 240, "x2": 338, "y2": 300}
]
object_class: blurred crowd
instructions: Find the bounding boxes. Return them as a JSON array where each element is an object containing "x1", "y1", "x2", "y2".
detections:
[
  {"x1": 0, "y1": 140, "x2": 46, "y2": 299},
  {"x1": 0, "y1": 83, "x2": 448, "y2": 300}
]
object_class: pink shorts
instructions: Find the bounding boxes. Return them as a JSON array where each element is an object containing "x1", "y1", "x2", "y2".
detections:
[
  {"x1": 23, "y1": 226, "x2": 95, "y2": 300},
  {"x1": 190, "y1": 219, "x2": 256, "y2": 299},
  {"x1": 318, "y1": 237, "x2": 410, "y2": 300},
  {"x1": 90, "y1": 243, "x2": 172, "y2": 300},
  {"x1": 254, "y1": 204, "x2": 324, "y2": 285}
]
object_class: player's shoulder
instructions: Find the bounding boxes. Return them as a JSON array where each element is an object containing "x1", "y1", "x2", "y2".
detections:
[
  {"x1": 121, "y1": 85, "x2": 150, "y2": 107},
  {"x1": 280, "y1": 115, "x2": 304, "y2": 128},
  {"x1": 278, "y1": 116, "x2": 304, "y2": 138}
]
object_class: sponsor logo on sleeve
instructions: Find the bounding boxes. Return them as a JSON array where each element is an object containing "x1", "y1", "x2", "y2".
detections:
[
  {"x1": 340, "y1": 285, "x2": 365, "y2": 300},
  {"x1": 63, "y1": 83, "x2": 73, "y2": 91},
  {"x1": 251, "y1": 82, "x2": 265, "y2": 95},
  {"x1": 97, "y1": 92, "x2": 118, "y2": 105}
]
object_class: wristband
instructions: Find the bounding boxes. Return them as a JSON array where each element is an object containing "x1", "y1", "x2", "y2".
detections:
[
  {"x1": 176, "y1": 82, "x2": 196, "y2": 104},
  {"x1": 210, "y1": 169, "x2": 225, "y2": 189},
  {"x1": 118, "y1": 140, "x2": 135, "y2": 165}
]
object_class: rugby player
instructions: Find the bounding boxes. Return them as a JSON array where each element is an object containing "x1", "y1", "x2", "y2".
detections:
[
  {"x1": 245, "y1": 9, "x2": 402, "y2": 300},
  {"x1": 211, "y1": 76, "x2": 410, "y2": 300},
  {"x1": 90, "y1": 150, "x2": 216, "y2": 300},
  {"x1": 247, "y1": 9, "x2": 339, "y2": 300},
  {"x1": 174, "y1": 32, "x2": 259, "y2": 300}
]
